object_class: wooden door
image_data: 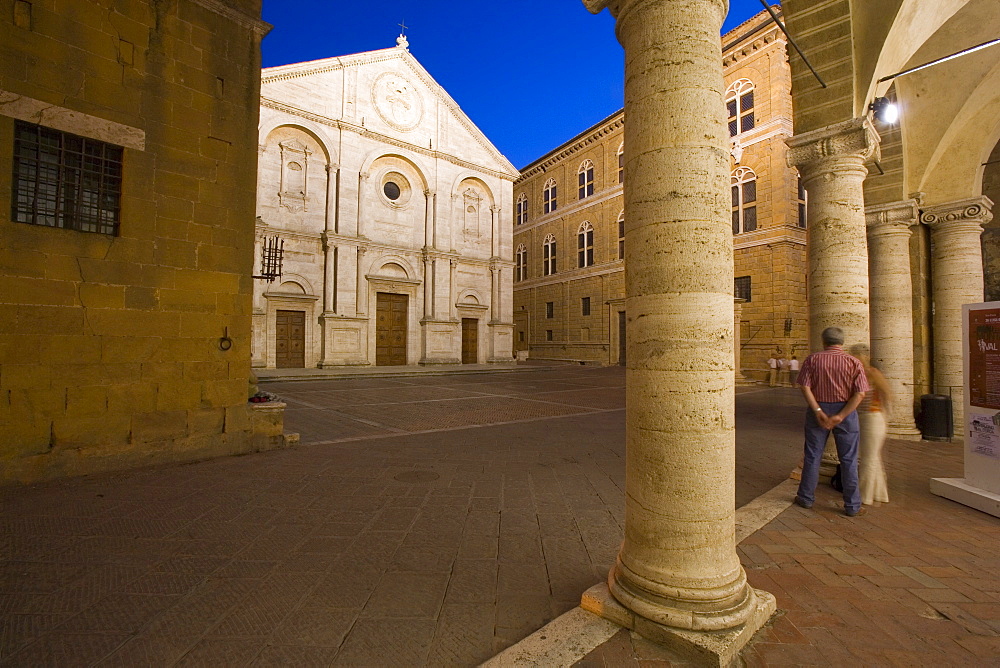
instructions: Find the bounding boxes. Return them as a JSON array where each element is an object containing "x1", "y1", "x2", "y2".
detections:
[
  {"x1": 275, "y1": 310, "x2": 305, "y2": 368},
  {"x1": 618, "y1": 311, "x2": 626, "y2": 366},
  {"x1": 376, "y1": 293, "x2": 408, "y2": 366},
  {"x1": 461, "y1": 318, "x2": 478, "y2": 364}
]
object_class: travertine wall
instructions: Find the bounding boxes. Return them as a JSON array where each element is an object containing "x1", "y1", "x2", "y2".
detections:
[
  {"x1": 0, "y1": 0, "x2": 273, "y2": 484},
  {"x1": 513, "y1": 9, "x2": 808, "y2": 374}
]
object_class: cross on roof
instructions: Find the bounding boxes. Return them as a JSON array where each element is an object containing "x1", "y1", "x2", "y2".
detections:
[{"x1": 398, "y1": 20, "x2": 408, "y2": 35}]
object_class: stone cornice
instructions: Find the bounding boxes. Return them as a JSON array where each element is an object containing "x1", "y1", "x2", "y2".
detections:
[
  {"x1": 260, "y1": 97, "x2": 516, "y2": 182},
  {"x1": 188, "y1": 0, "x2": 271, "y2": 36},
  {"x1": 513, "y1": 263, "x2": 624, "y2": 291},
  {"x1": 722, "y1": 24, "x2": 784, "y2": 67},
  {"x1": 785, "y1": 118, "x2": 880, "y2": 169},
  {"x1": 865, "y1": 200, "x2": 919, "y2": 231},
  {"x1": 513, "y1": 186, "x2": 624, "y2": 236},
  {"x1": 920, "y1": 196, "x2": 994, "y2": 228},
  {"x1": 518, "y1": 111, "x2": 625, "y2": 182}
]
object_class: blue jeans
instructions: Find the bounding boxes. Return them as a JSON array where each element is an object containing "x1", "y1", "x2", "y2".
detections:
[{"x1": 796, "y1": 401, "x2": 861, "y2": 512}]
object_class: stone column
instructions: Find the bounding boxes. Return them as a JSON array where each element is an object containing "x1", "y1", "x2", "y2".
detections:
[
  {"x1": 449, "y1": 259, "x2": 457, "y2": 321},
  {"x1": 581, "y1": 0, "x2": 774, "y2": 662},
  {"x1": 921, "y1": 196, "x2": 992, "y2": 433},
  {"x1": 423, "y1": 254, "x2": 434, "y2": 320},
  {"x1": 786, "y1": 119, "x2": 880, "y2": 350},
  {"x1": 865, "y1": 200, "x2": 920, "y2": 437},
  {"x1": 356, "y1": 246, "x2": 367, "y2": 317},
  {"x1": 423, "y1": 190, "x2": 433, "y2": 248},
  {"x1": 490, "y1": 261, "x2": 500, "y2": 323},
  {"x1": 356, "y1": 172, "x2": 368, "y2": 238}
]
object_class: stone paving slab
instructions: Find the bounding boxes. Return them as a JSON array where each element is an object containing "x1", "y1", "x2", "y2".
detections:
[{"x1": 1, "y1": 368, "x2": 806, "y2": 666}]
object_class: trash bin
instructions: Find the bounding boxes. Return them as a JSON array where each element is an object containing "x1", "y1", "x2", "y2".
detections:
[{"x1": 919, "y1": 394, "x2": 952, "y2": 441}]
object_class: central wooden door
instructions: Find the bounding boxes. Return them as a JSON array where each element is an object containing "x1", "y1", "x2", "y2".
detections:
[
  {"x1": 275, "y1": 309, "x2": 305, "y2": 368},
  {"x1": 376, "y1": 292, "x2": 408, "y2": 366},
  {"x1": 461, "y1": 318, "x2": 478, "y2": 364}
]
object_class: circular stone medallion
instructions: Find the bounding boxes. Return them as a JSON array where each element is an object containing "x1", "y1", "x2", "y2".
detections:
[{"x1": 372, "y1": 71, "x2": 423, "y2": 131}]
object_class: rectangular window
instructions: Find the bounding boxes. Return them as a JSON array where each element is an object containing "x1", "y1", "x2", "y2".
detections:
[
  {"x1": 743, "y1": 206, "x2": 757, "y2": 232},
  {"x1": 797, "y1": 178, "x2": 807, "y2": 228},
  {"x1": 582, "y1": 297, "x2": 591, "y2": 316},
  {"x1": 519, "y1": 331, "x2": 525, "y2": 342},
  {"x1": 546, "y1": 301, "x2": 554, "y2": 318},
  {"x1": 546, "y1": 329, "x2": 553, "y2": 341},
  {"x1": 734, "y1": 275, "x2": 751, "y2": 302},
  {"x1": 618, "y1": 219, "x2": 624, "y2": 260},
  {"x1": 12, "y1": 121, "x2": 123, "y2": 235}
]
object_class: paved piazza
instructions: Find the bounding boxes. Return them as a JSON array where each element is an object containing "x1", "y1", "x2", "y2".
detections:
[{"x1": 0, "y1": 367, "x2": 804, "y2": 665}]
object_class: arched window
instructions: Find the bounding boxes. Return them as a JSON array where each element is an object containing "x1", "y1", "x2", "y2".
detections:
[
  {"x1": 617, "y1": 143, "x2": 624, "y2": 184},
  {"x1": 725, "y1": 79, "x2": 755, "y2": 137},
  {"x1": 797, "y1": 176, "x2": 807, "y2": 228},
  {"x1": 578, "y1": 160, "x2": 595, "y2": 199},
  {"x1": 731, "y1": 167, "x2": 757, "y2": 234},
  {"x1": 617, "y1": 211, "x2": 625, "y2": 260},
  {"x1": 578, "y1": 221, "x2": 594, "y2": 268},
  {"x1": 543, "y1": 234, "x2": 557, "y2": 275},
  {"x1": 515, "y1": 244, "x2": 527, "y2": 281},
  {"x1": 543, "y1": 178, "x2": 557, "y2": 214},
  {"x1": 516, "y1": 193, "x2": 528, "y2": 226}
]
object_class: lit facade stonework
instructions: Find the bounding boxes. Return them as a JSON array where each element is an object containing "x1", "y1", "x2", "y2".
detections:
[
  {"x1": 253, "y1": 39, "x2": 517, "y2": 369},
  {"x1": 0, "y1": 0, "x2": 280, "y2": 484},
  {"x1": 513, "y1": 9, "x2": 807, "y2": 380}
]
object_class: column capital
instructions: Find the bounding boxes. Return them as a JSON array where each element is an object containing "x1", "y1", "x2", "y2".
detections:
[
  {"x1": 865, "y1": 199, "x2": 919, "y2": 235},
  {"x1": 786, "y1": 118, "x2": 880, "y2": 175},
  {"x1": 920, "y1": 196, "x2": 993, "y2": 229}
]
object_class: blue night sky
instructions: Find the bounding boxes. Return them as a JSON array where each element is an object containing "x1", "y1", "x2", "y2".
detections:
[{"x1": 261, "y1": 1, "x2": 771, "y2": 169}]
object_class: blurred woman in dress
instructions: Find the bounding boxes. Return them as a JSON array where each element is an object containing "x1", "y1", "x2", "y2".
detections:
[{"x1": 849, "y1": 344, "x2": 891, "y2": 505}]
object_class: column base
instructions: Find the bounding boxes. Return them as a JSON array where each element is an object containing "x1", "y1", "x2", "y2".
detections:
[
  {"x1": 886, "y1": 423, "x2": 922, "y2": 440},
  {"x1": 581, "y1": 583, "x2": 775, "y2": 667}
]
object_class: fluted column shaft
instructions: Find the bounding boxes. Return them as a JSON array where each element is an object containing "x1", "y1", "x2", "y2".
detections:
[
  {"x1": 921, "y1": 197, "x2": 993, "y2": 432},
  {"x1": 866, "y1": 201, "x2": 920, "y2": 436},
  {"x1": 588, "y1": 0, "x2": 764, "y2": 634},
  {"x1": 787, "y1": 119, "x2": 880, "y2": 350}
]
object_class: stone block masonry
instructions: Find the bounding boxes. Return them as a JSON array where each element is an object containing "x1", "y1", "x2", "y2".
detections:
[{"x1": 0, "y1": 0, "x2": 286, "y2": 484}]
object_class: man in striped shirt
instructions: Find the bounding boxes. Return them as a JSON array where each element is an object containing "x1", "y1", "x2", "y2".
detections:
[{"x1": 794, "y1": 327, "x2": 872, "y2": 517}]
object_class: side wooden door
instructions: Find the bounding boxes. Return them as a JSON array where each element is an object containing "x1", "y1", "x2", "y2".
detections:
[{"x1": 376, "y1": 293, "x2": 408, "y2": 366}]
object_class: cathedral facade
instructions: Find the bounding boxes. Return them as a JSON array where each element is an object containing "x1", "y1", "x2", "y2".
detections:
[
  {"x1": 253, "y1": 39, "x2": 517, "y2": 369},
  {"x1": 512, "y1": 9, "x2": 807, "y2": 379}
]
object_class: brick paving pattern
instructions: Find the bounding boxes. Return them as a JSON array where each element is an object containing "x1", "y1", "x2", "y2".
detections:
[{"x1": 4, "y1": 366, "x2": 994, "y2": 666}]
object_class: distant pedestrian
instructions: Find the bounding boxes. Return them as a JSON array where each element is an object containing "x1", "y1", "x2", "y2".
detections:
[
  {"x1": 794, "y1": 327, "x2": 871, "y2": 517},
  {"x1": 789, "y1": 356, "x2": 800, "y2": 387},
  {"x1": 778, "y1": 356, "x2": 789, "y2": 385},
  {"x1": 849, "y1": 344, "x2": 891, "y2": 506},
  {"x1": 767, "y1": 355, "x2": 778, "y2": 387}
]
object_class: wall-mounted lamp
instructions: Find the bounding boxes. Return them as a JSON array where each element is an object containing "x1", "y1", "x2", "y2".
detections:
[{"x1": 869, "y1": 97, "x2": 899, "y2": 124}]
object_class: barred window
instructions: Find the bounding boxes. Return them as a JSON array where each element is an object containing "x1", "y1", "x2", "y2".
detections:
[
  {"x1": 12, "y1": 121, "x2": 123, "y2": 235},
  {"x1": 543, "y1": 178, "x2": 557, "y2": 214},
  {"x1": 725, "y1": 79, "x2": 755, "y2": 137},
  {"x1": 577, "y1": 221, "x2": 594, "y2": 268},
  {"x1": 515, "y1": 244, "x2": 527, "y2": 281},
  {"x1": 617, "y1": 143, "x2": 624, "y2": 184},
  {"x1": 578, "y1": 160, "x2": 594, "y2": 199},
  {"x1": 545, "y1": 301, "x2": 554, "y2": 318},
  {"x1": 731, "y1": 167, "x2": 757, "y2": 234},
  {"x1": 734, "y1": 275, "x2": 751, "y2": 302},
  {"x1": 582, "y1": 296, "x2": 591, "y2": 316}
]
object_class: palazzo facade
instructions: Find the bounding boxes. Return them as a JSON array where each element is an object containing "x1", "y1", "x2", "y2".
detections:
[
  {"x1": 253, "y1": 38, "x2": 517, "y2": 369},
  {"x1": 512, "y1": 9, "x2": 807, "y2": 380}
]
